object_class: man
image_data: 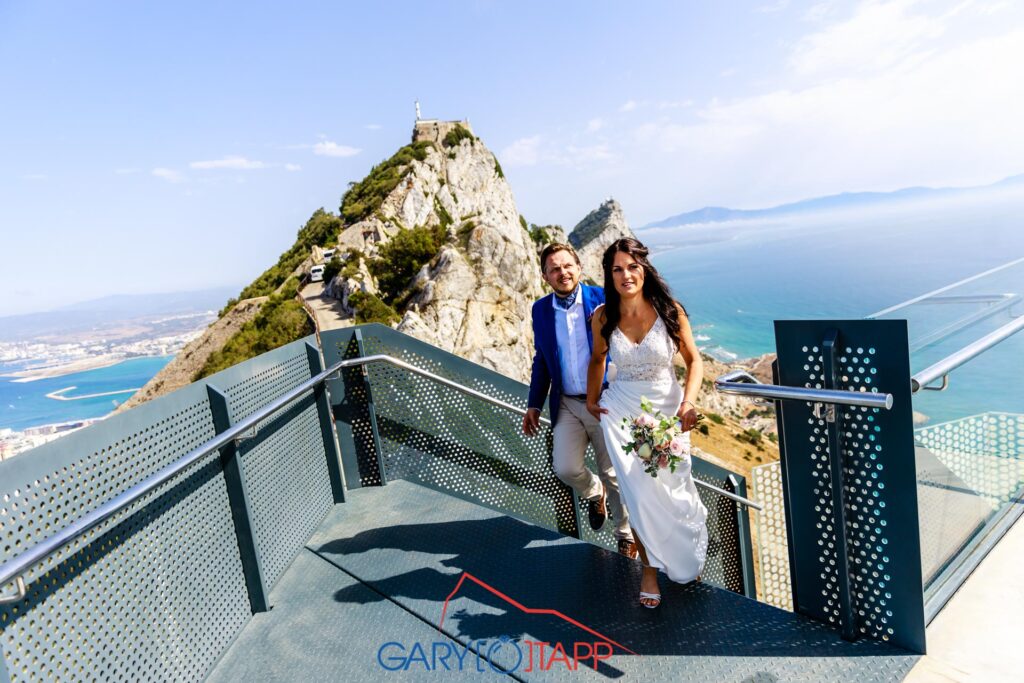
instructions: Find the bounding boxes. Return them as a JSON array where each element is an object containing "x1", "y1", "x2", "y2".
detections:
[{"x1": 523, "y1": 243, "x2": 636, "y2": 558}]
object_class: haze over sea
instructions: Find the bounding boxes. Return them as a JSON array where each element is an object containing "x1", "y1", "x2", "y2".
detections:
[{"x1": 649, "y1": 187, "x2": 1024, "y2": 424}]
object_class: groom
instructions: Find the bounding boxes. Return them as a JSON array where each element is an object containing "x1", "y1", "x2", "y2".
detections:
[{"x1": 523, "y1": 243, "x2": 636, "y2": 558}]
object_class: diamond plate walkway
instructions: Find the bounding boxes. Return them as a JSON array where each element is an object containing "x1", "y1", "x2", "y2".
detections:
[{"x1": 208, "y1": 480, "x2": 919, "y2": 682}]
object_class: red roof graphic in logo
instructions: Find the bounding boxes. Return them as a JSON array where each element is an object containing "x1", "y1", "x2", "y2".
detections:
[{"x1": 438, "y1": 570, "x2": 638, "y2": 655}]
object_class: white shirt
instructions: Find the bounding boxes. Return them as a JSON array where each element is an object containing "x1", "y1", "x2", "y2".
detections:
[{"x1": 552, "y1": 287, "x2": 591, "y2": 396}]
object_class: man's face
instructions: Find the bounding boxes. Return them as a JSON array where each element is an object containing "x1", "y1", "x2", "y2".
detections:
[{"x1": 543, "y1": 250, "x2": 581, "y2": 295}]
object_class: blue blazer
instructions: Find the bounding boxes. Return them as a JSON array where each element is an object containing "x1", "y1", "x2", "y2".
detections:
[{"x1": 528, "y1": 284, "x2": 606, "y2": 426}]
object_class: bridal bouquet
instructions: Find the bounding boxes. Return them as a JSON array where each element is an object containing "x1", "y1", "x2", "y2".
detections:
[{"x1": 621, "y1": 396, "x2": 700, "y2": 478}]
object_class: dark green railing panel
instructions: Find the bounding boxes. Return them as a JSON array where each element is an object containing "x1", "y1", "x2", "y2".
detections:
[
  {"x1": 206, "y1": 336, "x2": 334, "y2": 591},
  {"x1": 774, "y1": 320, "x2": 925, "y2": 653},
  {"x1": 321, "y1": 324, "x2": 754, "y2": 595},
  {"x1": 0, "y1": 375, "x2": 251, "y2": 682},
  {"x1": 0, "y1": 334, "x2": 334, "y2": 682}
]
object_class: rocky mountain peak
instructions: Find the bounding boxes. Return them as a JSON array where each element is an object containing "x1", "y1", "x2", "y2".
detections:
[{"x1": 568, "y1": 198, "x2": 635, "y2": 284}]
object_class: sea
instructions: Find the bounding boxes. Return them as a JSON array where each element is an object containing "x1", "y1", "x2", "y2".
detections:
[
  {"x1": 0, "y1": 356, "x2": 172, "y2": 431},
  {"x1": 647, "y1": 187, "x2": 1024, "y2": 424}
]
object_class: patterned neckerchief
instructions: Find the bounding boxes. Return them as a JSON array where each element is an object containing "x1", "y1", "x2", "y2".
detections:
[{"x1": 553, "y1": 285, "x2": 581, "y2": 310}]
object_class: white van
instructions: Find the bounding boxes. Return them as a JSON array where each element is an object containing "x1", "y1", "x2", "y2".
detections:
[
  {"x1": 309, "y1": 264, "x2": 326, "y2": 283},
  {"x1": 322, "y1": 249, "x2": 336, "y2": 262}
]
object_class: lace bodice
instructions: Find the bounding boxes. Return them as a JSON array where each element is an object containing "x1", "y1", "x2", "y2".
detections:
[{"x1": 609, "y1": 316, "x2": 677, "y2": 383}]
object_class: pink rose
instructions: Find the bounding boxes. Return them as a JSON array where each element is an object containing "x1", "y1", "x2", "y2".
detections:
[
  {"x1": 657, "y1": 454, "x2": 669, "y2": 469},
  {"x1": 669, "y1": 435, "x2": 687, "y2": 456},
  {"x1": 638, "y1": 413, "x2": 657, "y2": 429}
]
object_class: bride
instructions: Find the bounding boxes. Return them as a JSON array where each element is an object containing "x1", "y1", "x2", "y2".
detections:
[{"x1": 585, "y1": 237, "x2": 708, "y2": 608}]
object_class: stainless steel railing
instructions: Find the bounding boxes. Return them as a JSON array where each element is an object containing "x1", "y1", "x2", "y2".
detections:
[
  {"x1": 715, "y1": 370, "x2": 894, "y2": 410},
  {"x1": 0, "y1": 352, "x2": 761, "y2": 602},
  {"x1": 910, "y1": 314, "x2": 1024, "y2": 392}
]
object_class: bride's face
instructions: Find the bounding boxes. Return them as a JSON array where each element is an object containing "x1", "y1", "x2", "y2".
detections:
[{"x1": 610, "y1": 252, "x2": 645, "y2": 297}]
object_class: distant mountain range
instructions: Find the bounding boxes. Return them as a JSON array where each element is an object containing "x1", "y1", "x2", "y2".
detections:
[
  {"x1": 639, "y1": 173, "x2": 1024, "y2": 230},
  {"x1": 0, "y1": 287, "x2": 236, "y2": 342}
]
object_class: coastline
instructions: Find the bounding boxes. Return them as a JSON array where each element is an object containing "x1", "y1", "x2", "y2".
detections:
[{"x1": 4, "y1": 353, "x2": 129, "y2": 383}]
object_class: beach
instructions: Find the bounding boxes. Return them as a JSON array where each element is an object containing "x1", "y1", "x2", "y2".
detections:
[{"x1": 5, "y1": 354, "x2": 128, "y2": 383}]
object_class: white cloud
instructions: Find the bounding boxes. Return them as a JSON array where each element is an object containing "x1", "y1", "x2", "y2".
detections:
[
  {"x1": 619, "y1": 100, "x2": 639, "y2": 112},
  {"x1": 190, "y1": 156, "x2": 268, "y2": 170},
  {"x1": 500, "y1": 135, "x2": 613, "y2": 169},
  {"x1": 313, "y1": 141, "x2": 361, "y2": 157},
  {"x1": 501, "y1": 136, "x2": 541, "y2": 166},
  {"x1": 151, "y1": 168, "x2": 186, "y2": 183},
  {"x1": 284, "y1": 163, "x2": 302, "y2": 172},
  {"x1": 586, "y1": 118, "x2": 605, "y2": 133}
]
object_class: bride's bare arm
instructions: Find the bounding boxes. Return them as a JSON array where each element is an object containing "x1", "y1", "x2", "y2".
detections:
[
  {"x1": 586, "y1": 305, "x2": 610, "y2": 421},
  {"x1": 675, "y1": 303, "x2": 704, "y2": 431}
]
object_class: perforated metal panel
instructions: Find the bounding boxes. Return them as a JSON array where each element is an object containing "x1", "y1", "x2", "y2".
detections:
[
  {"x1": 752, "y1": 460, "x2": 794, "y2": 611},
  {"x1": 0, "y1": 385, "x2": 252, "y2": 682},
  {"x1": 210, "y1": 342, "x2": 334, "y2": 590},
  {"x1": 775, "y1": 320, "x2": 925, "y2": 653},
  {"x1": 321, "y1": 325, "x2": 754, "y2": 595}
]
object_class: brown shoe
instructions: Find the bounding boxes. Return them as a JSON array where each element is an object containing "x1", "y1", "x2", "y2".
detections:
[
  {"x1": 617, "y1": 538, "x2": 638, "y2": 559},
  {"x1": 587, "y1": 485, "x2": 608, "y2": 531}
]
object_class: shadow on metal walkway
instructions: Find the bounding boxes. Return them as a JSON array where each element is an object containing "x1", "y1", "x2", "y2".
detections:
[{"x1": 208, "y1": 481, "x2": 918, "y2": 682}]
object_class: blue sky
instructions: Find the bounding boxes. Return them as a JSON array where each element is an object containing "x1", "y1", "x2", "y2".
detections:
[{"x1": 1, "y1": 0, "x2": 1022, "y2": 316}]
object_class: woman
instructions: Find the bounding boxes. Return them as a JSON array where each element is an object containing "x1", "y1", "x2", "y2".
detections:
[{"x1": 586, "y1": 237, "x2": 708, "y2": 609}]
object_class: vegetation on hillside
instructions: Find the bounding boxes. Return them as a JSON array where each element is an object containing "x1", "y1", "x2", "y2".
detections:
[
  {"x1": 442, "y1": 124, "x2": 475, "y2": 148},
  {"x1": 369, "y1": 224, "x2": 446, "y2": 306},
  {"x1": 197, "y1": 278, "x2": 312, "y2": 379},
  {"x1": 219, "y1": 209, "x2": 342, "y2": 315},
  {"x1": 349, "y1": 291, "x2": 400, "y2": 325},
  {"x1": 340, "y1": 141, "x2": 435, "y2": 224}
]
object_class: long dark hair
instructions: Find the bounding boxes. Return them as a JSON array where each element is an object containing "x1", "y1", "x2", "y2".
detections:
[{"x1": 600, "y1": 237, "x2": 685, "y2": 349}]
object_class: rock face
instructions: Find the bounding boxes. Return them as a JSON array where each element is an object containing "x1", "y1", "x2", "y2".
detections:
[
  {"x1": 568, "y1": 199, "x2": 634, "y2": 284},
  {"x1": 117, "y1": 297, "x2": 268, "y2": 412},
  {"x1": 328, "y1": 131, "x2": 544, "y2": 382}
]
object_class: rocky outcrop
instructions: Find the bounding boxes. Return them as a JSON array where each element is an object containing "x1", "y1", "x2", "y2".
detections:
[
  {"x1": 325, "y1": 131, "x2": 544, "y2": 381},
  {"x1": 568, "y1": 199, "x2": 634, "y2": 284},
  {"x1": 117, "y1": 297, "x2": 268, "y2": 411}
]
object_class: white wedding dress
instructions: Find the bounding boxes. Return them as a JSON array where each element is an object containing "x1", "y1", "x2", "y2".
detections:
[{"x1": 598, "y1": 315, "x2": 709, "y2": 583}]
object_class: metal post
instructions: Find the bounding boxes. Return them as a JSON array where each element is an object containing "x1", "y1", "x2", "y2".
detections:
[
  {"x1": 821, "y1": 329, "x2": 857, "y2": 641},
  {"x1": 354, "y1": 329, "x2": 388, "y2": 485},
  {"x1": 207, "y1": 385, "x2": 270, "y2": 613},
  {"x1": 727, "y1": 474, "x2": 757, "y2": 598},
  {"x1": 772, "y1": 359, "x2": 801, "y2": 609},
  {"x1": 305, "y1": 342, "x2": 346, "y2": 503}
]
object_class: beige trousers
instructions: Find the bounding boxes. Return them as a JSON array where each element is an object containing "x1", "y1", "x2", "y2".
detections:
[{"x1": 552, "y1": 396, "x2": 631, "y2": 540}]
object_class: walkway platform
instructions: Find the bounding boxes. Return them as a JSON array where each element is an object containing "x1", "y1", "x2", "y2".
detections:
[{"x1": 208, "y1": 480, "x2": 918, "y2": 681}]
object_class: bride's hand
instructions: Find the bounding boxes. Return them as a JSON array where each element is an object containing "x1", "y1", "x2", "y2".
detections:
[
  {"x1": 587, "y1": 402, "x2": 609, "y2": 421},
  {"x1": 678, "y1": 403, "x2": 699, "y2": 432}
]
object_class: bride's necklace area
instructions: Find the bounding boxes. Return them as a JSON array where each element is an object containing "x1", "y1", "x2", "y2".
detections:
[{"x1": 616, "y1": 304, "x2": 660, "y2": 346}]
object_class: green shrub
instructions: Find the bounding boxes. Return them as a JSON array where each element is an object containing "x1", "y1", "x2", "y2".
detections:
[
  {"x1": 442, "y1": 124, "x2": 475, "y2": 148},
  {"x1": 196, "y1": 297, "x2": 313, "y2": 379},
  {"x1": 349, "y1": 291, "x2": 400, "y2": 324},
  {"x1": 322, "y1": 257, "x2": 343, "y2": 283},
  {"x1": 493, "y1": 157, "x2": 504, "y2": 179},
  {"x1": 227, "y1": 209, "x2": 342, "y2": 308},
  {"x1": 707, "y1": 412, "x2": 725, "y2": 425},
  {"x1": 340, "y1": 141, "x2": 434, "y2": 224},
  {"x1": 369, "y1": 224, "x2": 446, "y2": 305},
  {"x1": 697, "y1": 423, "x2": 709, "y2": 436}
]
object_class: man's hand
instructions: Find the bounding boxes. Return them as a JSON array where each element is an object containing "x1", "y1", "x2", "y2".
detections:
[
  {"x1": 586, "y1": 402, "x2": 609, "y2": 422},
  {"x1": 522, "y1": 408, "x2": 541, "y2": 436}
]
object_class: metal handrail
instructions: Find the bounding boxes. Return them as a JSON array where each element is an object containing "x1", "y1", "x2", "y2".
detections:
[
  {"x1": 911, "y1": 315, "x2": 1024, "y2": 392},
  {"x1": 0, "y1": 352, "x2": 761, "y2": 595},
  {"x1": 715, "y1": 370, "x2": 894, "y2": 410}
]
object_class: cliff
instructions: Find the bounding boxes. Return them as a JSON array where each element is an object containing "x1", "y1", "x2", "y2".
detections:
[{"x1": 567, "y1": 199, "x2": 635, "y2": 284}]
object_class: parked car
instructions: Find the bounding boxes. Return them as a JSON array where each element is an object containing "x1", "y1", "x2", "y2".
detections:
[
  {"x1": 309, "y1": 264, "x2": 326, "y2": 282},
  {"x1": 322, "y1": 249, "x2": 336, "y2": 262}
]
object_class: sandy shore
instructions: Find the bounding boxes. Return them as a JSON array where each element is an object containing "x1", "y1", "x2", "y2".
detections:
[{"x1": 4, "y1": 354, "x2": 127, "y2": 383}]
